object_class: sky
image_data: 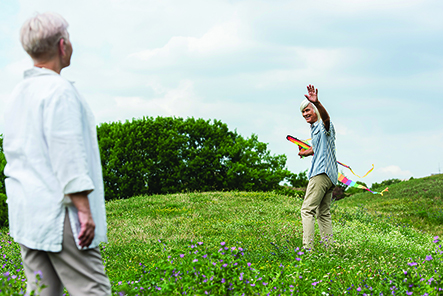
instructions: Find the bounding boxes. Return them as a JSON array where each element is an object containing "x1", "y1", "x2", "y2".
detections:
[{"x1": 1, "y1": 0, "x2": 442, "y2": 187}]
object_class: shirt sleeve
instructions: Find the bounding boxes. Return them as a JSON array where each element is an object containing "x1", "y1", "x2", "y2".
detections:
[
  {"x1": 43, "y1": 84, "x2": 95, "y2": 195},
  {"x1": 320, "y1": 120, "x2": 333, "y2": 137}
]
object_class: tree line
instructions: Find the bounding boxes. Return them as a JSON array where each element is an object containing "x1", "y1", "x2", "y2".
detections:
[{"x1": 96, "y1": 116, "x2": 292, "y2": 200}]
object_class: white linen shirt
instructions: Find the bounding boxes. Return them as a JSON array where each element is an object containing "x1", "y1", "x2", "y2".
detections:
[{"x1": 3, "y1": 67, "x2": 107, "y2": 252}]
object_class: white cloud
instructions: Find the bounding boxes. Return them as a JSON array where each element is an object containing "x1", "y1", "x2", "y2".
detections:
[
  {"x1": 1, "y1": 0, "x2": 443, "y2": 189},
  {"x1": 130, "y1": 20, "x2": 243, "y2": 62},
  {"x1": 113, "y1": 79, "x2": 197, "y2": 118},
  {"x1": 377, "y1": 165, "x2": 413, "y2": 179}
]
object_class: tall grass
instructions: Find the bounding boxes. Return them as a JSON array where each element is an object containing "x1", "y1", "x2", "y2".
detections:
[
  {"x1": 0, "y1": 176, "x2": 442, "y2": 295},
  {"x1": 340, "y1": 174, "x2": 443, "y2": 236}
]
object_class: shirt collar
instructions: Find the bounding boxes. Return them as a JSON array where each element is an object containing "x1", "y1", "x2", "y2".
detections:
[
  {"x1": 24, "y1": 67, "x2": 76, "y2": 84},
  {"x1": 24, "y1": 67, "x2": 59, "y2": 79},
  {"x1": 310, "y1": 120, "x2": 320, "y2": 129}
]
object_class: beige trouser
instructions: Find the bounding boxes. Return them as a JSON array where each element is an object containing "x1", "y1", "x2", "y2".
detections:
[
  {"x1": 20, "y1": 211, "x2": 111, "y2": 296},
  {"x1": 301, "y1": 173, "x2": 334, "y2": 248}
]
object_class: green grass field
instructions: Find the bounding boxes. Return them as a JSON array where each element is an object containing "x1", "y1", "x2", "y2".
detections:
[{"x1": 0, "y1": 174, "x2": 442, "y2": 295}]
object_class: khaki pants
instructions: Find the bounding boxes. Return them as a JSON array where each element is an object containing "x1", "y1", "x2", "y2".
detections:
[
  {"x1": 20, "y1": 211, "x2": 111, "y2": 296},
  {"x1": 301, "y1": 173, "x2": 334, "y2": 248}
]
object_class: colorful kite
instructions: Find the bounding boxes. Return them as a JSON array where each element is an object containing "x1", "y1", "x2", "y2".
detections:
[
  {"x1": 286, "y1": 135, "x2": 374, "y2": 178},
  {"x1": 286, "y1": 135, "x2": 311, "y2": 150},
  {"x1": 286, "y1": 135, "x2": 388, "y2": 195},
  {"x1": 338, "y1": 173, "x2": 388, "y2": 195}
]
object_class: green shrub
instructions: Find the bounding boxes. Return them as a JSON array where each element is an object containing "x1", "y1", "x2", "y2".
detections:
[
  {"x1": 0, "y1": 193, "x2": 8, "y2": 227},
  {"x1": 286, "y1": 169, "x2": 309, "y2": 188},
  {"x1": 371, "y1": 178, "x2": 401, "y2": 191},
  {"x1": 0, "y1": 135, "x2": 6, "y2": 195},
  {"x1": 97, "y1": 117, "x2": 291, "y2": 200}
]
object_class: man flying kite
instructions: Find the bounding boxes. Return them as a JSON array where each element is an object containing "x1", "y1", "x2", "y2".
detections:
[{"x1": 298, "y1": 85, "x2": 338, "y2": 249}]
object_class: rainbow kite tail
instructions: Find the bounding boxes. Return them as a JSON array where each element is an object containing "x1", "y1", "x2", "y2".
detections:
[
  {"x1": 337, "y1": 161, "x2": 374, "y2": 179},
  {"x1": 338, "y1": 172, "x2": 386, "y2": 196}
]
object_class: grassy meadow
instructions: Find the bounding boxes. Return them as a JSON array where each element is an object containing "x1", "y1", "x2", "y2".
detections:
[{"x1": 0, "y1": 174, "x2": 442, "y2": 295}]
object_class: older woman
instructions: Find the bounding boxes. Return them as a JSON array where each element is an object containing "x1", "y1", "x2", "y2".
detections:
[{"x1": 3, "y1": 12, "x2": 111, "y2": 295}]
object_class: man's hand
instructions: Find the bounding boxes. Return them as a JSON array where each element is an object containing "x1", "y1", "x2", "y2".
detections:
[
  {"x1": 68, "y1": 190, "x2": 95, "y2": 249},
  {"x1": 304, "y1": 84, "x2": 331, "y2": 132},
  {"x1": 304, "y1": 84, "x2": 318, "y2": 104},
  {"x1": 298, "y1": 147, "x2": 313, "y2": 157}
]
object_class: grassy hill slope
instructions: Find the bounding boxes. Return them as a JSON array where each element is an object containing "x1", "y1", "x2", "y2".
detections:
[
  {"x1": 337, "y1": 173, "x2": 443, "y2": 236},
  {"x1": 0, "y1": 175, "x2": 441, "y2": 295},
  {"x1": 99, "y1": 176, "x2": 441, "y2": 294}
]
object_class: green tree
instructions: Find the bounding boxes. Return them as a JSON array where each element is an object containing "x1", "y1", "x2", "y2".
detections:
[
  {"x1": 97, "y1": 116, "x2": 292, "y2": 200},
  {"x1": 0, "y1": 135, "x2": 6, "y2": 195},
  {"x1": 371, "y1": 178, "x2": 401, "y2": 191},
  {"x1": 286, "y1": 169, "x2": 309, "y2": 188}
]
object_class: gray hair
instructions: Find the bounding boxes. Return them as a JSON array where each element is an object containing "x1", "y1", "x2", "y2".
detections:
[
  {"x1": 300, "y1": 99, "x2": 320, "y2": 121},
  {"x1": 20, "y1": 12, "x2": 69, "y2": 59}
]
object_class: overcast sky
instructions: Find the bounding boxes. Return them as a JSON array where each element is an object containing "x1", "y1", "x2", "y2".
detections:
[{"x1": 1, "y1": 0, "x2": 442, "y2": 187}]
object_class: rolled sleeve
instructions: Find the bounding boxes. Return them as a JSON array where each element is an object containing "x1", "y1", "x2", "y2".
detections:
[
  {"x1": 43, "y1": 86, "x2": 94, "y2": 196},
  {"x1": 63, "y1": 175, "x2": 95, "y2": 195}
]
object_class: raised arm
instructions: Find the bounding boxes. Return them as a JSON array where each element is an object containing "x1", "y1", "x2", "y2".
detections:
[{"x1": 304, "y1": 85, "x2": 331, "y2": 132}]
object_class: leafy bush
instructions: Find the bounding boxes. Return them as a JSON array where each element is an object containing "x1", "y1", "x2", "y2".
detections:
[
  {"x1": 371, "y1": 178, "x2": 401, "y2": 191},
  {"x1": 0, "y1": 193, "x2": 7, "y2": 227},
  {"x1": 286, "y1": 169, "x2": 308, "y2": 188},
  {"x1": 0, "y1": 135, "x2": 6, "y2": 195},
  {"x1": 97, "y1": 117, "x2": 291, "y2": 200}
]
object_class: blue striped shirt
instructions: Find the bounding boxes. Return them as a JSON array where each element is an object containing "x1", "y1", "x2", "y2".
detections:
[{"x1": 308, "y1": 120, "x2": 338, "y2": 185}]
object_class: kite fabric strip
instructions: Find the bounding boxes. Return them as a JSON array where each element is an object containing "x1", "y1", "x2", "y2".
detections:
[
  {"x1": 337, "y1": 161, "x2": 374, "y2": 178},
  {"x1": 286, "y1": 135, "x2": 373, "y2": 179},
  {"x1": 286, "y1": 135, "x2": 388, "y2": 195},
  {"x1": 338, "y1": 173, "x2": 388, "y2": 196}
]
